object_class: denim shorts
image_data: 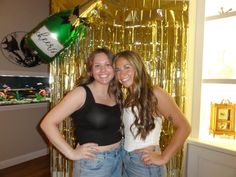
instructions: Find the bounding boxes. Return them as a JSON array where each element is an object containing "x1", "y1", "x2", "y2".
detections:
[
  {"x1": 72, "y1": 145, "x2": 122, "y2": 177},
  {"x1": 122, "y1": 146, "x2": 166, "y2": 177}
]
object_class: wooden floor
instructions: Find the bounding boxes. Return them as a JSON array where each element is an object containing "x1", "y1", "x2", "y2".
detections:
[{"x1": 0, "y1": 155, "x2": 50, "y2": 177}]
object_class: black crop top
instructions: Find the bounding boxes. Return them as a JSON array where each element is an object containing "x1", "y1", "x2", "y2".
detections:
[{"x1": 71, "y1": 85, "x2": 122, "y2": 146}]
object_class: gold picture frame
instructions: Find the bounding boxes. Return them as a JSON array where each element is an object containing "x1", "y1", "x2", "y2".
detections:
[{"x1": 209, "y1": 100, "x2": 235, "y2": 138}]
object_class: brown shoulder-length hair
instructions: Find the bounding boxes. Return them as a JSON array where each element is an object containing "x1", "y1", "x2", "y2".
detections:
[
  {"x1": 76, "y1": 47, "x2": 116, "y2": 94},
  {"x1": 113, "y1": 50, "x2": 159, "y2": 140}
]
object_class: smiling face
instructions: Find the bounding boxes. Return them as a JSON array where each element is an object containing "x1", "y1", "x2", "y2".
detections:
[
  {"x1": 114, "y1": 56, "x2": 135, "y2": 88},
  {"x1": 91, "y1": 52, "x2": 114, "y2": 85}
]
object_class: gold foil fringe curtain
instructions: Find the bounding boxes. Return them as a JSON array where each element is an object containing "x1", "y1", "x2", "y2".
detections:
[
  {"x1": 49, "y1": 0, "x2": 189, "y2": 177},
  {"x1": 49, "y1": 36, "x2": 88, "y2": 177}
]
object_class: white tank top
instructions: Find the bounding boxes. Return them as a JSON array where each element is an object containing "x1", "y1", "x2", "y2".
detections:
[{"x1": 123, "y1": 107, "x2": 162, "y2": 152}]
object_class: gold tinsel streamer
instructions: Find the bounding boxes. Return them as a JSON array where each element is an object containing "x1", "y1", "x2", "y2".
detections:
[
  {"x1": 49, "y1": 36, "x2": 88, "y2": 177},
  {"x1": 49, "y1": 0, "x2": 189, "y2": 177}
]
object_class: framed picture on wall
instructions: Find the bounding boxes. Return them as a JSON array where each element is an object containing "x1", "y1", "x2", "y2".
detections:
[{"x1": 209, "y1": 100, "x2": 235, "y2": 138}]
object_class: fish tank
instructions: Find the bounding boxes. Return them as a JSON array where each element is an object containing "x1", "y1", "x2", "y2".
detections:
[{"x1": 0, "y1": 75, "x2": 50, "y2": 106}]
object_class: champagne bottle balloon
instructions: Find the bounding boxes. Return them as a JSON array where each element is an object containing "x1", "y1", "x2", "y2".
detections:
[{"x1": 21, "y1": 6, "x2": 88, "y2": 63}]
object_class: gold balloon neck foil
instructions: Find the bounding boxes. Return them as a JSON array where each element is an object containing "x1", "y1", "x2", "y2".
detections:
[{"x1": 49, "y1": 0, "x2": 189, "y2": 177}]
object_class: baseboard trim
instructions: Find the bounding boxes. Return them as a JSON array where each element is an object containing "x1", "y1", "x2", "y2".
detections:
[{"x1": 0, "y1": 148, "x2": 49, "y2": 169}]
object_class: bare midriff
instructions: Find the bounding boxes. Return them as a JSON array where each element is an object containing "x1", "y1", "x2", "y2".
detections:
[{"x1": 97, "y1": 141, "x2": 121, "y2": 151}]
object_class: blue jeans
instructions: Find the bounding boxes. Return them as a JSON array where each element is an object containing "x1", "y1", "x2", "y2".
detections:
[
  {"x1": 72, "y1": 145, "x2": 122, "y2": 177},
  {"x1": 122, "y1": 147, "x2": 166, "y2": 177}
]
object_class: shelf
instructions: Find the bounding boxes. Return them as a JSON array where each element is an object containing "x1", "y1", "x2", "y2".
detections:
[
  {"x1": 0, "y1": 102, "x2": 49, "y2": 111},
  {"x1": 202, "y1": 79, "x2": 236, "y2": 84},
  {"x1": 0, "y1": 88, "x2": 36, "y2": 91},
  {"x1": 206, "y1": 11, "x2": 236, "y2": 21}
]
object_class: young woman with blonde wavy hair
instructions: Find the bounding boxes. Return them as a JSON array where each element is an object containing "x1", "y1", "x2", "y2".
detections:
[{"x1": 113, "y1": 50, "x2": 191, "y2": 177}]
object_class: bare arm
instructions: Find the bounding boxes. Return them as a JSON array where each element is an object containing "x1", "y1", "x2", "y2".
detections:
[
  {"x1": 40, "y1": 87, "x2": 98, "y2": 160},
  {"x1": 140, "y1": 86, "x2": 191, "y2": 165}
]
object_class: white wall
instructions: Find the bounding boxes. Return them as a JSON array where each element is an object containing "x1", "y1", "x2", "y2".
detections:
[
  {"x1": 0, "y1": 0, "x2": 49, "y2": 76},
  {"x1": 186, "y1": 0, "x2": 236, "y2": 176},
  {"x1": 0, "y1": 0, "x2": 50, "y2": 169},
  {"x1": 0, "y1": 103, "x2": 49, "y2": 169}
]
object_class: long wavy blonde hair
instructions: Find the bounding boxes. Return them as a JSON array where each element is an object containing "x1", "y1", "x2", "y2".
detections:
[{"x1": 113, "y1": 50, "x2": 159, "y2": 140}]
